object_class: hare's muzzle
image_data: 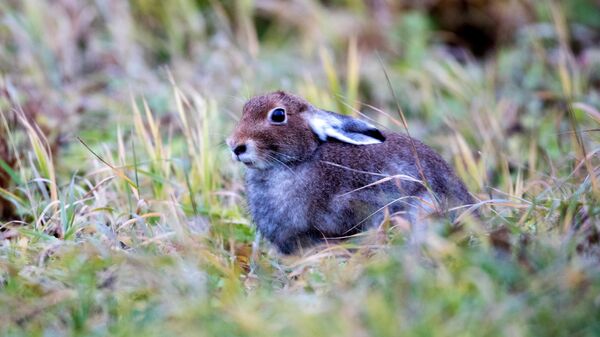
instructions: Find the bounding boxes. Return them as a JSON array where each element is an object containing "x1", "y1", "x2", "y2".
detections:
[
  {"x1": 232, "y1": 144, "x2": 246, "y2": 156},
  {"x1": 227, "y1": 138, "x2": 259, "y2": 167}
]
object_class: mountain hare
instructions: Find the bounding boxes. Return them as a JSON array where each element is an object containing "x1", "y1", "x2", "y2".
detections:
[{"x1": 228, "y1": 91, "x2": 475, "y2": 254}]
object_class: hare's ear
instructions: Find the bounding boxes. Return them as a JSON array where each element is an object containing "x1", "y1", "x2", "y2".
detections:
[{"x1": 305, "y1": 109, "x2": 385, "y2": 145}]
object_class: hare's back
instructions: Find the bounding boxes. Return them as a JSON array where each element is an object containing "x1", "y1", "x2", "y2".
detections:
[{"x1": 314, "y1": 132, "x2": 473, "y2": 206}]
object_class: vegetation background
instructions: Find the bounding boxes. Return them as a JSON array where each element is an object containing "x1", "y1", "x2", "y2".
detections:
[{"x1": 1, "y1": 0, "x2": 599, "y2": 336}]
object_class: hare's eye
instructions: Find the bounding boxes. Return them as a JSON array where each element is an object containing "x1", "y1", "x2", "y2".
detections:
[{"x1": 268, "y1": 108, "x2": 287, "y2": 124}]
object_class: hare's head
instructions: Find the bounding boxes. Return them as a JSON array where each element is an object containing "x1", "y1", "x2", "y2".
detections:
[{"x1": 228, "y1": 91, "x2": 385, "y2": 169}]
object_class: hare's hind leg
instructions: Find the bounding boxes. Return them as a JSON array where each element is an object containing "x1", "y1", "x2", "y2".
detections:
[{"x1": 404, "y1": 193, "x2": 439, "y2": 245}]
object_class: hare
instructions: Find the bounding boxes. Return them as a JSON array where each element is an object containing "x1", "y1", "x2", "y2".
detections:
[{"x1": 227, "y1": 91, "x2": 476, "y2": 254}]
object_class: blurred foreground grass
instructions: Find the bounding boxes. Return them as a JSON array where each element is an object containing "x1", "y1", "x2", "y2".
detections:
[{"x1": 1, "y1": 1, "x2": 600, "y2": 336}]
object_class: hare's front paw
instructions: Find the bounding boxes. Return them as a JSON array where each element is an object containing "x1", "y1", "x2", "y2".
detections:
[{"x1": 273, "y1": 232, "x2": 321, "y2": 255}]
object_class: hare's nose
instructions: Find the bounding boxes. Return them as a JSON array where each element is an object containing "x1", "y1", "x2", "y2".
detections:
[{"x1": 233, "y1": 144, "x2": 247, "y2": 156}]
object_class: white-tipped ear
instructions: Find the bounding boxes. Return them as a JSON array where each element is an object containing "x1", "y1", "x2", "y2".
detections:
[{"x1": 305, "y1": 110, "x2": 385, "y2": 145}]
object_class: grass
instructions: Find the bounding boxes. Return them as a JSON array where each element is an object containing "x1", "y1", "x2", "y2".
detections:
[{"x1": 1, "y1": 1, "x2": 600, "y2": 336}]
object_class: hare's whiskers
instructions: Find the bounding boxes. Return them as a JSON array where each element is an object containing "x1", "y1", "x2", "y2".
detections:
[
  {"x1": 265, "y1": 153, "x2": 297, "y2": 176},
  {"x1": 268, "y1": 150, "x2": 299, "y2": 161}
]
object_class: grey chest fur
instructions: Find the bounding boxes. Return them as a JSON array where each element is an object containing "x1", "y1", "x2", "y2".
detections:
[{"x1": 245, "y1": 166, "x2": 312, "y2": 244}]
